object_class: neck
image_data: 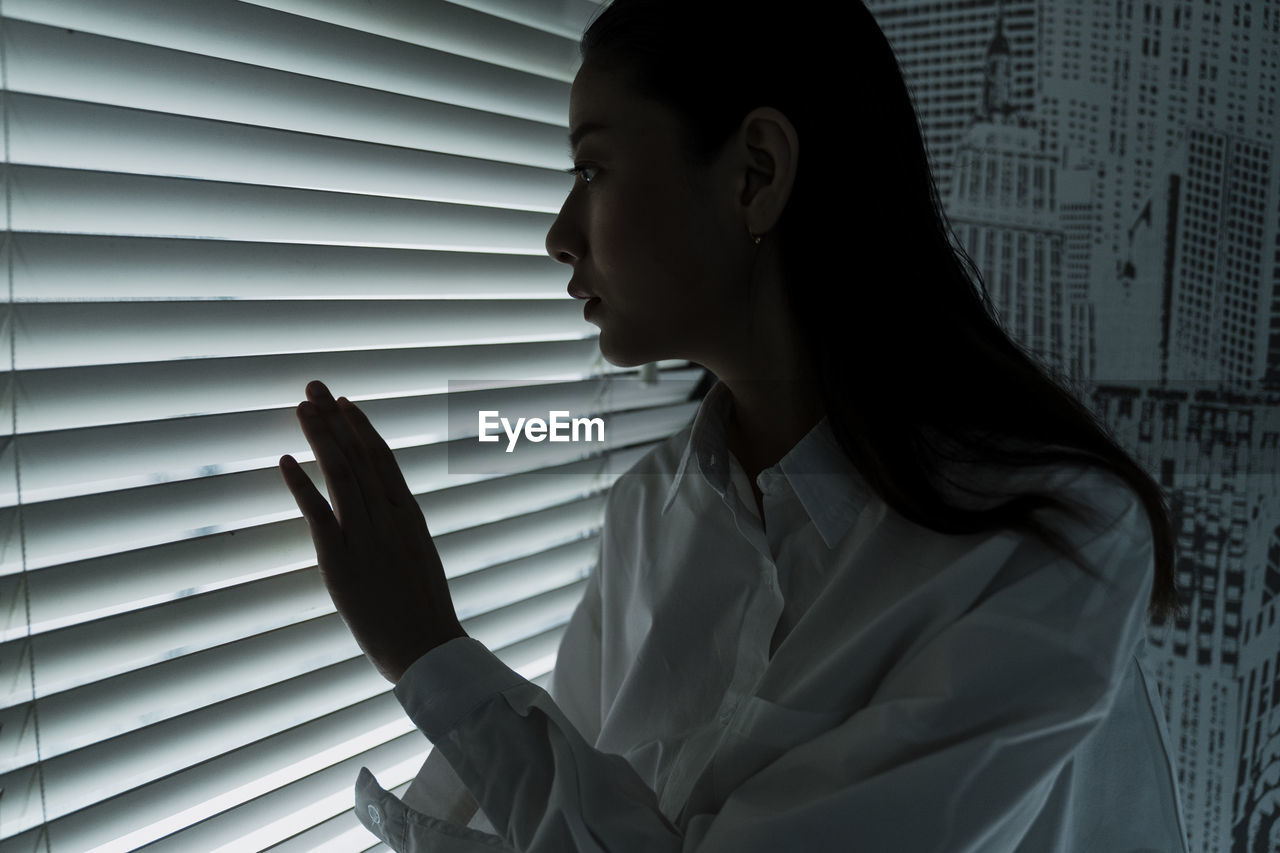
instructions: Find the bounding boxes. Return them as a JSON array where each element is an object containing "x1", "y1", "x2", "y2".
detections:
[
  {"x1": 696, "y1": 250, "x2": 823, "y2": 478},
  {"x1": 720, "y1": 376, "x2": 824, "y2": 481}
]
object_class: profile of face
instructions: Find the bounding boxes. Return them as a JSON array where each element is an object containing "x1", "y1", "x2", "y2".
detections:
[{"x1": 544, "y1": 60, "x2": 756, "y2": 368}]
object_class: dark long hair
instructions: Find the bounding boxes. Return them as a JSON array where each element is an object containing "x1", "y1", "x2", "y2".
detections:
[{"x1": 580, "y1": 0, "x2": 1183, "y2": 624}]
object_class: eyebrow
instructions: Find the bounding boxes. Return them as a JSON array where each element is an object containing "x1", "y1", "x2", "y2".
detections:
[{"x1": 567, "y1": 121, "x2": 610, "y2": 152}]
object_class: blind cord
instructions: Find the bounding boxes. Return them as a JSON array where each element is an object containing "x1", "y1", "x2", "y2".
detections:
[
  {"x1": 0, "y1": 7, "x2": 51, "y2": 849},
  {"x1": 588, "y1": 349, "x2": 612, "y2": 511}
]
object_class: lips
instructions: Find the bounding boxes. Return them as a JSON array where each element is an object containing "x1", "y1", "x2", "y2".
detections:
[{"x1": 567, "y1": 283, "x2": 596, "y2": 300}]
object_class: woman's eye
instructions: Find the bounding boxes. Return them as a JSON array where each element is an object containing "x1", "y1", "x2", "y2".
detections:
[{"x1": 563, "y1": 164, "x2": 598, "y2": 184}]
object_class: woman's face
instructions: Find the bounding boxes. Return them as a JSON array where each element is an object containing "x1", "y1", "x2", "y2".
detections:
[{"x1": 545, "y1": 60, "x2": 749, "y2": 368}]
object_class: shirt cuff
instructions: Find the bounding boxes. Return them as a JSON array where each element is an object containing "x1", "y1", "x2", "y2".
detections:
[{"x1": 393, "y1": 636, "x2": 530, "y2": 743}]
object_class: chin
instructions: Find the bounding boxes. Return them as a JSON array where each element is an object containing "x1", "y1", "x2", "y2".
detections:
[
  {"x1": 597, "y1": 333, "x2": 664, "y2": 369},
  {"x1": 599, "y1": 348, "x2": 648, "y2": 369}
]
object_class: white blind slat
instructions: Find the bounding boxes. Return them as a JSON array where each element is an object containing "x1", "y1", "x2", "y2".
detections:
[
  {"x1": 10, "y1": 95, "x2": 569, "y2": 214},
  {"x1": 14, "y1": 299, "x2": 588, "y2": 370},
  {"x1": 32, "y1": 627, "x2": 567, "y2": 851},
  {"x1": 433, "y1": 0, "x2": 606, "y2": 41},
  {"x1": 0, "y1": 621, "x2": 374, "y2": 775},
  {"x1": 18, "y1": 376, "x2": 677, "y2": 505},
  {"x1": 9, "y1": 339, "x2": 606, "y2": 434},
  {"x1": 9, "y1": 233, "x2": 571, "y2": 301},
  {"x1": 0, "y1": 0, "x2": 705, "y2": 847},
  {"x1": 5, "y1": 400, "x2": 681, "y2": 573},
  {"x1": 6, "y1": 0, "x2": 580, "y2": 106},
  {"x1": 11, "y1": 166, "x2": 556, "y2": 252},
  {"x1": 1, "y1": 551, "x2": 591, "y2": 776},
  {"x1": 4, "y1": 19, "x2": 571, "y2": 168},
  {"x1": 140, "y1": 630, "x2": 566, "y2": 853},
  {"x1": 2, "y1": 3, "x2": 573, "y2": 123}
]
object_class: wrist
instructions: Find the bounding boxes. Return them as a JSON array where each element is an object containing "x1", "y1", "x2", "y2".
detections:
[{"x1": 393, "y1": 625, "x2": 468, "y2": 683}]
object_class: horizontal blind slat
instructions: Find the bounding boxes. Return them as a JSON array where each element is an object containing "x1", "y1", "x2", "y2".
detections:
[
  {"x1": 434, "y1": 0, "x2": 605, "y2": 40},
  {"x1": 1, "y1": 437, "x2": 659, "y2": 649},
  {"x1": 0, "y1": 732, "x2": 419, "y2": 852},
  {"x1": 63, "y1": 630, "x2": 563, "y2": 853},
  {"x1": 0, "y1": 622, "x2": 370, "y2": 775},
  {"x1": 11, "y1": 375, "x2": 698, "y2": 502},
  {"x1": 13, "y1": 298, "x2": 589, "y2": 369},
  {"x1": 244, "y1": 0, "x2": 594, "y2": 72},
  {"x1": 8, "y1": 338, "x2": 608, "y2": 434},
  {"x1": 4, "y1": 617, "x2": 574, "y2": 846},
  {"x1": 1, "y1": 0, "x2": 656, "y2": 847},
  {"x1": 10, "y1": 166, "x2": 557, "y2": 252},
  {"x1": 2, "y1": 399, "x2": 689, "y2": 572},
  {"x1": 1, "y1": 555, "x2": 592, "y2": 772},
  {"x1": 9, "y1": 94, "x2": 570, "y2": 214},
  {"x1": 2, "y1": 4, "x2": 572, "y2": 122},
  {"x1": 2, "y1": 493, "x2": 601, "y2": 645},
  {"x1": 3, "y1": 687, "x2": 410, "y2": 842},
  {"x1": 198, "y1": 634, "x2": 567, "y2": 853},
  {"x1": 1, "y1": 496, "x2": 603, "y2": 700},
  {"x1": 3, "y1": 19, "x2": 571, "y2": 169},
  {"x1": 8, "y1": 233, "x2": 572, "y2": 301},
  {"x1": 2, "y1": 448, "x2": 611, "y2": 571}
]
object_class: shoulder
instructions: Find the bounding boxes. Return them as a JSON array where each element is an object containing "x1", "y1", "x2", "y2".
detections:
[
  {"x1": 985, "y1": 461, "x2": 1155, "y2": 619},
  {"x1": 951, "y1": 454, "x2": 1149, "y2": 545},
  {"x1": 906, "y1": 459, "x2": 1154, "y2": 618},
  {"x1": 1028, "y1": 461, "x2": 1151, "y2": 549}
]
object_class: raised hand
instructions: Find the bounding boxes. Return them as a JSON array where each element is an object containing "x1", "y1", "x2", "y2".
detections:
[{"x1": 279, "y1": 380, "x2": 467, "y2": 684}]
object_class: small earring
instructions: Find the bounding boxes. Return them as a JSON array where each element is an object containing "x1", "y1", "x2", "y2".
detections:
[{"x1": 749, "y1": 231, "x2": 762, "y2": 246}]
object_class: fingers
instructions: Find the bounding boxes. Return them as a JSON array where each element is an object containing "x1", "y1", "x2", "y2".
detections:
[
  {"x1": 298, "y1": 385, "x2": 376, "y2": 539},
  {"x1": 278, "y1": 454, "x2": 343, "y2": 554},
  {"x1": 333, "y1": 396, "x2": 416, "y2": 509}
]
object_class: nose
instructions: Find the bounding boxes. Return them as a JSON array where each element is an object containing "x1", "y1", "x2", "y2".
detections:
[{"x1": 545, "y1": 196, "x2": 581, "y2": 267}]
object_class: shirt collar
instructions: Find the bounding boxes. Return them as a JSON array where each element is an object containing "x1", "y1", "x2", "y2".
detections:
[{"x1": 660, "y1": 378, "x2": 870, "y2": 548}]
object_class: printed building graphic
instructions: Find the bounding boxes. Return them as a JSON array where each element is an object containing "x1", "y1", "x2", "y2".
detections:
[
  {"x1": 945, "y1": 1, "x2": 1072, "y2": 375},
  {"x1": 866, "y1": 2, "x2": 1280, "y2": 851},
  {"x1": 1109, "y1": 120, "x2": 1280, "y2": 845},
  {"x1": 1091, "y1": 386, "x2": 1280, "y2": 851},
  {"x1": 863, "y1": 0, "x2": 1040, "y2": 205},
  {"x1": 1116, "y1": 127, "x2": 1280, "y2": 391}
]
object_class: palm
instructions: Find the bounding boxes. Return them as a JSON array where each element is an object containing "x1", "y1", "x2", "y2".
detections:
[{"x1": 279, "y1": 380, "x2": 466, "y2": 683}]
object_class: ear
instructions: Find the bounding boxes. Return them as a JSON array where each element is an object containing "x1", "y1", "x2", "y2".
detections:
[{"x1": 736, "y1": 106, "x2": 799, "y2": 235}]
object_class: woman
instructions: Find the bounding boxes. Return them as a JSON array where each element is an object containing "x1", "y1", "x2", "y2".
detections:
[{"x1": 280, "y1": 1, "x2": 1191, "y2": 849}]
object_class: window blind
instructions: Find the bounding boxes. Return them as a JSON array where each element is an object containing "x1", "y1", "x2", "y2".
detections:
[{"x1": 0, "y1": 0, "x2": 703, "y2": 849}]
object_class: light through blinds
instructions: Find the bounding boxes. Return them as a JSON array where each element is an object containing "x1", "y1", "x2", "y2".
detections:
[{"x1": 0, "y1": 0, "x2": 702, "y2": 849}]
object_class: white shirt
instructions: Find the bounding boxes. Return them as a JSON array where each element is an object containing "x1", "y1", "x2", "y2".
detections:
[{"x1": 354, "y1": 379, "x2": 1190, "y2": 852}]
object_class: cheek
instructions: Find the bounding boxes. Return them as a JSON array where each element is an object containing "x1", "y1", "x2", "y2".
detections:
[
  {"x1": 593, "y1": 207, "x2": 685, "y2": 288},
  {"x1": 588, "y1": 177, "x2": 721, "y2": 305},
  {"x1": 641, "y1": 199, "x2": 715, "y2": 280}
]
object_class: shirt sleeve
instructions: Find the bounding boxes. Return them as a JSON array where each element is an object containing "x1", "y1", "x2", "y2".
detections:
[
  {"x1": 400, "y1": 742, "x2": 480, "y2": 826},
  {"x1": 380, "y1": 551, "x2": 606, "y2": 843},
  {"x1": 546, "y1": 543, "x2": 605, "y2": 746},
  {"x1": 362, "y1": 481, "x2": 1155, "y2": 853}
]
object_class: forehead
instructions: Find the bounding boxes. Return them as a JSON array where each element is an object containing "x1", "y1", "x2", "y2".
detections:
[{"x1": 568, "y1": 61, "x2": 667, "y2": 146}]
